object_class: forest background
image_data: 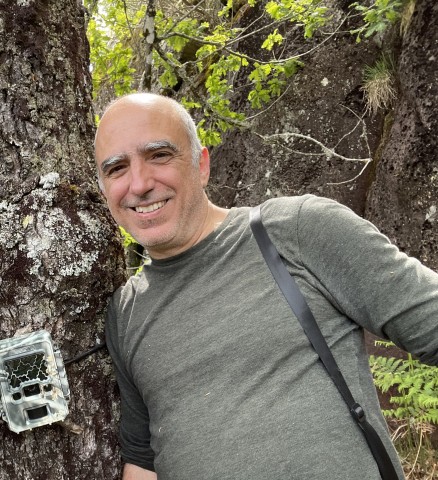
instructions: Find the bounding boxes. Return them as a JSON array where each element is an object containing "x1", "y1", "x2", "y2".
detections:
[{"x1": 0, "y1": 0, "x2": 437, "y2": 478}]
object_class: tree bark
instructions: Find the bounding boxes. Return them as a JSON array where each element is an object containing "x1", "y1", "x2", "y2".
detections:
[
  {"x1": 140, "y1": 0, "x2": 156, "y2": 92},
  {"x1": 0, "y1": 1, "x2": 125, "y2": 478},
  {"x1": 208, "y1": 0, "x2": 384, "y2": 216},
  {"x1": 365, "y1": 0, "x2": 438, "y2": 271}
]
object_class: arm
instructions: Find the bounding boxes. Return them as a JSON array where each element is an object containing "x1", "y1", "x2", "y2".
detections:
[
  {"x1": 294, "y1": 196, "x2": 438, "y2": 365},
  {"x1": 105, "y1": 291, "x2": 156, "y2": 473},
  {"x1": 123, "y1": 463, "x2": 157, "y2": 480}
]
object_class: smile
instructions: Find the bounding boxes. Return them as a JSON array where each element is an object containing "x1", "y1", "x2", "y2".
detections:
[{"x1": 134, "y1": 201, "x2": 167, "y2": 213}]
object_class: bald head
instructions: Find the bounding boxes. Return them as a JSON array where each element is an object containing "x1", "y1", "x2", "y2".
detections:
[{"x1": 95, "y1": 93, "x2": 202, "y2": 168}]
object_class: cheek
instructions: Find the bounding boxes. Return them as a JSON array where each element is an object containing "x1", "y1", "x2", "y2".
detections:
[
  {"x1": 104, "y1": 194, "x2": 121, "y2": 221},
  {"x1": 103, "y1": 182, "x2": 124, "y2": 207}
]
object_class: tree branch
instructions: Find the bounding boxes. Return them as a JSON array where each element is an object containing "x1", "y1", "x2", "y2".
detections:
[
  {"x1": 258, "y1": 131, "x2": 371, "y2": 164},
  {"x1": 256, "y1": 129, "x2": 373, "y2": 185},
  {"x1": 159, "y1": 11, "x2": 350, "y2": 68},
  {"x1": 140, "y1": 0, "x2": 156, "y2": 91}
]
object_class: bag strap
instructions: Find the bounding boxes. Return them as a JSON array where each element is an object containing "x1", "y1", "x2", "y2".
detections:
[{"x1": 249, "y1": 205, "x2": 399, "y2": 480}]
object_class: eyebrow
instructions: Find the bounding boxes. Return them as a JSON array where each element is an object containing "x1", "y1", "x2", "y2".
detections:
[
  {"x1": 100, "y1": 153, "x2": 128, "y2": 175},
  {"x1": 138, "y1": 140, "x2": 179, "y2": 155},
  {"x1": 100, "y1": 140, "x2": 180, "y2": 175}
]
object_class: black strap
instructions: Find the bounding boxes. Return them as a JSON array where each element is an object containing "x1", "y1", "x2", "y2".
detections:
[{"x1": 249, "y1": 205, "x2": 399, "y2": 480}]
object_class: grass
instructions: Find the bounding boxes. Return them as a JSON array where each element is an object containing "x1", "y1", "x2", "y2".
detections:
[
  {"x1": 388, "y1": 419, "x2": 438, "y2": 479},
  {"x1": 361, "y1": 55, "x2": 397, "y2": 115}
]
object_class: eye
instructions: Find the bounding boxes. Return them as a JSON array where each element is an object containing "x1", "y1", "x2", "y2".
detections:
[
  {"x1": 105, "y1": 163, "x2": 127, "y2": 177},
  {"x1": 152, "y1": 152, "x2": 172, "y2": 158},
  {"x1": 151, "y1": 151, "x2": 172, "y2": 161}
]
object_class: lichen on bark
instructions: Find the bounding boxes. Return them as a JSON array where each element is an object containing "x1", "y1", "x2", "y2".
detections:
[{"x1": 0, "y1": 1, "x2": 125, "y2": 478}]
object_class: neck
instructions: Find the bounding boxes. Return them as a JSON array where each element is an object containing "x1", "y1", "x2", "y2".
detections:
[
  {"x1": 182, "y1": 199, "x2": 230, "y2": 250},
  {"x1": 204, "y1": 201, "x2": 230, "y2": 233},
  {"x1": 147, "y1": 199, "x2": 229, "y2": 260}
]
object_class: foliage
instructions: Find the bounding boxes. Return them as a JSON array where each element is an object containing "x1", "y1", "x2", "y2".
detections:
[
  {"x1": 119, "y1": 227, "x2": 147, "y2": 274},
  {"x1": 119, "y1": 226, "x2": 137, "y2": 249},
  {"x1": 85, "y1": 0, "x2": 141, "y2": 103},
  {"x1": 349, "y1": 0, "x2": 408, "y2": 41},
  {"x1": 84, "y1": 0, "x2": 408, "y2": 144},
  {"x1": 84, "y1": 0, "x2": 331, "y2": 144},
  {"x1": 264, "y1": 0, "x2": 328, "y2": 38},
  {"x1": 370, "y1": 342, "x2": 438, "y2": 478},
  {"x1": 361, "y1": 54, "x2": 396, "y2": 115},
  {"x1": 369, "y1": 343, "x2": 438, "y2": 425}
]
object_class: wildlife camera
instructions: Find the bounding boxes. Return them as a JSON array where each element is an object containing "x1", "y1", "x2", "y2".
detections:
[{"x1": 0, "y1": 330, "x2": 70, "y2": 433}]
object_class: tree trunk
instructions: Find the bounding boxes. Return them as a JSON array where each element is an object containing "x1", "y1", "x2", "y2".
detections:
[
  {"x1": 365, "y1": 0, "x2": 438, "y2": 271},
  {"x1": 140, "y1": 0, "x2": 156, "y2": 92},
  {"x1": 0, "y1": 1, "x2": 125, "y2": 479}
]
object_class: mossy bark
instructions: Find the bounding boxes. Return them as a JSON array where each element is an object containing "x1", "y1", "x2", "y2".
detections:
[{"x1": 0, "y1": 1, "x2": 125, "y2": 478}]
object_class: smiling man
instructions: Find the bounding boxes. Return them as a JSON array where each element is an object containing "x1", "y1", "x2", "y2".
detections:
[
  {"x1": 95, "y1": 94, "x2": 228, "y2": 259},
  {"x1": 96, "y1": 93, "x2": 438, "y2": 480}
]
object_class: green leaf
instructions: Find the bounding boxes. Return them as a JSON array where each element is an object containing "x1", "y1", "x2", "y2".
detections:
[
  {"x1": 261, "y1": 29, "x2": 284, "y2": 51},
  {"x1": 265, "y1": 1, "x2": 281, "y2": 20}
]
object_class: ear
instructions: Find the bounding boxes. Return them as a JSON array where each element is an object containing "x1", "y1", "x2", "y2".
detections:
[
  {"x1": 97, "y1": 176, "x2": 105, "y2": 194},
  {"x1": 199, "y1": 147, "x2": 210, "y2": 188}
]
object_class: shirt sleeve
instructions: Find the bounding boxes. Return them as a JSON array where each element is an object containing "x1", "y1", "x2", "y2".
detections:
[
  {"x1": 296, "y1": 195, "x2": 438, "y2": 366},
  {"x1": 105, "y1": 289, "x2": 156, "y2": 471}
]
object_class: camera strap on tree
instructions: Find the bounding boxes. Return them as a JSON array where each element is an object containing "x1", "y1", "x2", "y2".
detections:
[{"x1": 249, "y1": 205, "x2": 399, "y2": 480}]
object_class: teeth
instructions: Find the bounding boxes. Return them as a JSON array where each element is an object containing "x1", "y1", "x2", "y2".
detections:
[{"x1": 135, "y1": 201, "x2": 166, "y2": 213}]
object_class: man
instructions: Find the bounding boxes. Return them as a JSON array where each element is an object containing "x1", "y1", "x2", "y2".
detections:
[{"x1": 95, "y1": 93, "x2": 438, "y2": 480}]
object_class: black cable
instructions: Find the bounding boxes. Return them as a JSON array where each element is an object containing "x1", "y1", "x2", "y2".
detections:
[{"x1": 64, "y1": 342, "x2": 107, "y2": 366}]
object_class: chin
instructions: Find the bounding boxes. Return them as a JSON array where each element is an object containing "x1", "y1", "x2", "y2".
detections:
[{"x1": 136, "y1": 231, "x2": 175, "y2": 250}]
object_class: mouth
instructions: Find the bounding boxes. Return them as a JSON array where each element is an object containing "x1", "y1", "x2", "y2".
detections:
[{"x1": 133, "y1": 200, "x2": 167, "y2": 214}]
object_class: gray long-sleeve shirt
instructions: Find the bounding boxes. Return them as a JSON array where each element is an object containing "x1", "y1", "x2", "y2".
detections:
[{"x1": 106, "y1": 195, "x2": 438, "y2": 479}]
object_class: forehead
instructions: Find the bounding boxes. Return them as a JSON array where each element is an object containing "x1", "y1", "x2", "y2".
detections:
[{"x1": 95, "y1": 100, "x2": 188, "y2": 163}]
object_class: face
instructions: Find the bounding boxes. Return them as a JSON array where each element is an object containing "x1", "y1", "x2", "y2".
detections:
[{"x1": 95, "y1": 97, "x2": 211, "y2": 259}]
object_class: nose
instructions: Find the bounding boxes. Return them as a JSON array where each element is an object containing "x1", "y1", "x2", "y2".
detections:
[{"x1": 128, "y1": 158, "x2": 155, "y2": 197}]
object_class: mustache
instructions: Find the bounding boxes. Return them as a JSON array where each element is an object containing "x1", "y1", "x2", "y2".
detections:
[{"x1": 121, "y1": 192, "x2": 174, "y2": 208}]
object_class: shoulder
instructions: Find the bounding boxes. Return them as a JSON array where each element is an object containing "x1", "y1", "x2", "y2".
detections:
[
  {"x1": 260, "y1": 194, "x2": 372, "y2": 233},
  {"x1": 255, "y1": 195, "x2": 379, "y2": 265},
  {"x1": 261, "y1": 194, "x2": 355, "y2": 218},
  {"x1": 260, "y1": 194, "x2": 312, "y2": 218},
  {"x1": 106, "y1": 273, "x2": 144, "y2": 334},
  {"x1": 259, "y1": 194, "x2": 354, "y2": 234}
]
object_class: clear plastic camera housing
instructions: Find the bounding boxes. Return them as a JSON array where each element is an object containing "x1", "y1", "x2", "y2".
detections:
[{"x1": 0, "y1": 330, "x2": 70, "y2": 433}]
